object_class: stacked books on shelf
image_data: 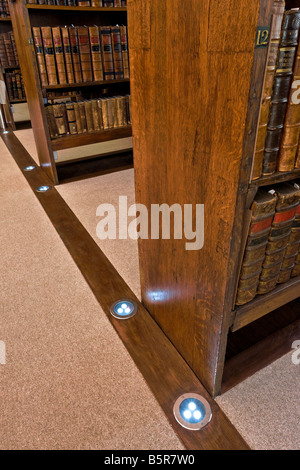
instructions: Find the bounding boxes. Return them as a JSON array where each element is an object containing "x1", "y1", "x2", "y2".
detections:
[
  {"x1": 236, "y1": 181, "x2": 300, "y2": 306},
  {"x1": 252, "y1": 5, "x2": 300, "y2": 180},
  {"x1": 32, "y1": 25, "x2": 129, "y2": 86},
  {"x1": 27, "y1": 1, "x2": 127, "y2": 6},
  {"x1": 0, "y1": 31, "x2": 18, "y2": 67},
  {"x1": 0, "y1": 0, "x2": 10, "y2": 17},
  {"x1": 5, "y1": 69, "x2": 26, "y2": 101},
  {"x1": 45, "y1": 94, "x2": 131, "y2": 138}
]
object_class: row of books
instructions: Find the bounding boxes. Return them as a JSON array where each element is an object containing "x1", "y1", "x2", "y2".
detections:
[
  {"x1": 253, "y1": 3, "x2": 300, "y2": 180},
  {"x1": 0, "y1": 0, "x2": 9, "y2": 17},
  {"x1": 45, "y1": 94, "x2": 131, "y2": 138},
  {"x1": 236, "y1": 181, "x2": 300, "y2": 306},
  {"x1": 27, "y1": 1, "x2": 127, "y2": 6},
  {"x1": 5, "y1": 69, "x2": 26, "y2": 102},
  {"x1": 33, "y1": 25, "x2": 129, "y2": 87},
  {"x1": 0, "y1": 31, "x2": 18, "y2": 68}
]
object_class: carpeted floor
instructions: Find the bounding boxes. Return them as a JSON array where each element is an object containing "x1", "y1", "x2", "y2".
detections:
[
  {"x1": 9, "y1": 129, "x2": 300, "y2": 450},
  {"x1": 0, "y1": 137, "x2": 183, "y2": 450}
]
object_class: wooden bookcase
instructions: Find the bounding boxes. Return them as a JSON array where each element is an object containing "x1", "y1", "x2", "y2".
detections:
[
  {"x1": 9, "y1": 2, "x2": 132, "y2": 184},
  {"x1": 128, "y1": 0, "x2": 300, "y2": 397}
]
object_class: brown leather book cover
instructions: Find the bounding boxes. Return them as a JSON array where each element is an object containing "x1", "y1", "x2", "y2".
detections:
[
  {"x1": 111, "y1": 96, "x2": 119, "y2": 127},
  {"x1": 292, "y1": 252, "x2": 300, "y2": 276},
  {"x1": 66, "y1": 102, "x2": 78, "y2": 134},
  {"x1": 0, "y1": 34, "x2": 9, "y2": 68},
  {"x1": 53, "y1": 104, "x2": 66, "y2": 136},
  {"x1": 78, "y1": 1, "x2": 90, "y2": 5},
  {"x1": 77, "y1": 26, "x2": 93, "y2": 82},
  {"x1": 89, "y1": 26, "x2": 104, "y2": 81},
  {"x1": 100, "y1": 98, "x2": 109, "y2": 129},
  {"x1": 69, "y1": 26, "x2": 83, "y2": 83},
  {"x1": 97, "y1": 99, "x2": 104, "y2": 128},
  {"x1": 252, "y1": 0, "x2": 285, "y2": 180},
  {"x1": 278, "y1": 39, "x2": 300, "y2": 171},
  {"x1": 120, "y1": 25, "x2": 129, "y2": 79},
  {"x1": 41, "y1": 27, "x2": 58, "y2": 86},
  {"x1": 235, "y1": 190, "x2": 277, "y2": 306},
  {"x1": 91, "y1": 0, "x2": 103, "y2": 6},
  {"x1": 32, "y1": 27, "x2": 48, "y2": 87},
  {"x1": 78, "y1": 101, "x2": 88, "y2": 133},
  {"x1": 73, "y1": 102, "x2": 83, "y2": 134},
  {"x1": 52, "y1": 27, "x2": 67, "y2": 85},
  {"x1": 100, "y1": 26, "x2": 115, "y2": 80},
  {"x1": 3, "y1": 32, "x2": 15, "y2": 67},
  {"x1": 61, "y1": 26, "x2": 75, "y2": 84},
  {"x1": 91, "y1": 100, "x2": 102, "y2": 131},
  {"x1": 111, "y1": 26, "x2": 124, "y2": 79},
  {"x1": 45, "y1": 105, "x2": 58, "y2": 138},
  {"x1": 296, "y1": 141, "x2": 300, "y2": 168},
  {"x1": 84, "y1": 100, "x2": 94, "y2": 132},
  {"x1": 262, "y1": 10, "x2": 300, "y2": 176}
]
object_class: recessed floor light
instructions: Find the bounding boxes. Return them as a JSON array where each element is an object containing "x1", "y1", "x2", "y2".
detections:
[
  {"x1": 173, "y1": 393, "x2": 212, "y2": 431},
  {"x1": 37, "y1": 185, "x2": 50, "y2": 193},
  {"x1": 110, "y1": 299, "x2": 138, "y2": 320},
  {"x1": 24, "y1": 165, "x2": 36, "y2": 172}
]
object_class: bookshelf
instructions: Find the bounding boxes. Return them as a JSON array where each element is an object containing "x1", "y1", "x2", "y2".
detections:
[
  {"x1": 9, "y1": 1, "x2": 132, "y2": 184},
  {"x1": 128, "y1": 0, "x2": 300, "y2": 397}
]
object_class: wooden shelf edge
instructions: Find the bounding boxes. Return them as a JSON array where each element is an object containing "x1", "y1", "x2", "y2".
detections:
[
  {"x1": 26, "y1": 4, "x2": 127, "y2": 12},
  {"x1": 44, "y1": 78, "x2": 130, "y2": 90},
  {"x1": 51, "y1": 126, "x2": 132, "y2": 151},
  {"x1": 0, "y1": 17, "x2": 11, "y2": 21},
  {"x1": 232, "y1": 276, "x2": 300, "y2": 332},
  {"x1": 250, "y1": 168, "x2": 300, "y2": 188}
]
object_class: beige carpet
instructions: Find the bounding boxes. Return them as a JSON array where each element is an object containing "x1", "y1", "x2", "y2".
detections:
[{"x1": 0, "y1": 137, "x2": 183, "y2": 450}]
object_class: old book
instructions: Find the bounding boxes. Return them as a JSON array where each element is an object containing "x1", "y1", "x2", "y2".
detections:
[
  {"x1": 84, "y1": 100, "x2": 94, "y2": 132},
  {"x1": 61, "y1": 26, "x2": 75, "y2": 84},
  {"x1": 3, "y1": 32, "x2": 15, "y2": 66},
  {"x1": 66, "y1": 102, "x2": 78, "y2": 135},
  {"x1": 100, "y1": 26, "x2": 115, "y2": 80},
  {"x1": 278, "y1": 36, "x2": 300, "y2": 171},
  {"x1": 78, "y1": 101, "x2": 88, "y2": 133},
  {"x1": 262, "y1": 9, "x2": 300, "y2": 176},
  {"x1": 69, "y1": 26, "x2": 83, "y2": 83},
  {"x1": 257, "y1": 182, "x2": 300, "y2": 294},
  {"x1": 77, "y1": 26, "x2": 93, "y2": 82},
  {"x1": 89, "y1": 26, "x2": 104, "y2": 81},
  {"x1": 32, "y1": 27, "x2": 48, "y2": 88},
  {"x1": 52, "y1": 27, "x2": 67, "y2": 85},
  {"x1": 97, "y1": 99, "x2": 104, "y2": 128},
  {"x1": 252, "y1": 0, "x2": 285, "y2": 180},
  {"x1": 91, "y1": 0, "x2": 103, "y2": 6},
  {"x1": 78, "y1": 1, "x2": 90, "y2": 5},
  {"x1": 111, "y1": 26, "x2": 124, "y2": 79},
  {"x1": 120, "y1": 25, "x2": 129, "y2": 79},
  {"x1": 101, "y1": 98, "x2": 109, "y2": 129},
  {"x1": 41, "y1": 26, "x2": 58, "y2": 86},
  {"x1": 53, "y1": 104, "x2": 66, "y2": 136},
  {"x1": 0, "y1": 33, "x2": 8, "y2": 68},
  {"x1": 91, "y1": 100, "x2": 102, "y2": 131},
  {"x1": 73, "y1": 102, "x2": 83, "y2": 134},
  {"x1": 45, "y1": 105, "x2": 58, "y2": 138},
  {"x1": 291, "y1": 252, "x2": 300, "y2": 276},
  {"x1": 235, "y1": 190, "x2": 277, "y2": 306}
]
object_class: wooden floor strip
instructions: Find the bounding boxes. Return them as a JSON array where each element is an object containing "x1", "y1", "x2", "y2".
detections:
[{"x1": 1, "y1": 130, "x2": 250, "y2": 451}]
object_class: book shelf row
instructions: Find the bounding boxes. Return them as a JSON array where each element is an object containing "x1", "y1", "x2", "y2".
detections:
[
  {"x1": 27, "y1": 0, "x2": 127, "y2": 6},
  {"x1": 0, "y1": 31, "x2": 18, "y2": 68},
  {"x1": 33, "y1": 25, "x2": 129, "y2": 88},
  {"x1": 5, "y1": 69, "x2": 26, "y2": 102},
  {"x1": 0, "y1": 0, "x2": 9, "y2": 17}
]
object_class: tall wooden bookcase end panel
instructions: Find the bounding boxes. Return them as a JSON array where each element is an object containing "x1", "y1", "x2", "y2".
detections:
[{"x1": 128, "y1": 0, "x2": 300, "y2": 397}]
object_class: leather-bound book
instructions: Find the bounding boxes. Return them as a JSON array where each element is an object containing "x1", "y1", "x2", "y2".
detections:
[
  {"x1": 258, "y1": 183, "x2": 300, "y2": 294},
  {"x1": 262, "y1": 9, "x2": 300, "y2": 176},
  {"x1": 84, "y1": 100, "x2": 94, "y2": 132},
  {"x1": 52, "y1": 27, "x2": 67, "y2": 85},
  {"x1": 53, "y1": 104, "x2": 66, "y2": 136},
  {"x1": 296, "y1": 138, "x2": 300, "y2": 168},
  {"x1": 45, "y1": 105, "x2": 59, "y2": 138},
  {"x1": 100, "y1": 26, "x2": 115, "y2": 80},
  {"x1": 91, "y1": 100, "x2": 102, "y2": 131},
  {"x1": 103, "y1": 1, "x2": 113, "y2": 5},
  {"x1": 78, "y1": 1, "x2": 90, "y2": 6},
  {"x1": 101, "y1": 98, "x2": 109, "y2": 129},
  {"x1": 41, "y1": 27, "x2": 58, "y2": 86},
  {"x1": 3, "y1": 32, "x2": 15, "y2": 67},
  {"x1": 120, "y1": 25, "x2": 129, "y2": 79},
  {"x1": 61, "y1": 27, "x2": 74, "y2": 84},
  {"x1": 97, "y1": 99, "x2": 104, "y2": 128},
  {"x1": 77, "y1": 26, "x2": 93, "y2": 82},
  {"x1": 114, "y1": 0, "x2": 122, "y2": 6},
  {"x1": 252, "y1": 0, "x2": 285, "y2": 180},
  {"x1": 291, "y1": 252, "x2": 300, "y2": 276},
  {"x1": 111, "y1": 26, "x2": 124, "y2": 79},
  {"x1": 69, "y1": 26, "x2": 83, "y2": 83},
  {"x1": 0, "y1": 34, "x2": 9, "y2": 68},
  {"x1": 91, "y1": 1, "x2": 103, "y2": 5},
  {"x1": 78, "y1": 101, "x2": 88, "y2": 133},
  {"x1": 73, "y1": 102, "x2": 83, "y2": 134},
  {"x1": 235, "y1": 190, "x2": 277, "y2": 306},
  {"x1": 278, "y1": 37, "x2": 300, "y2": 171},
  {"x1": 66, "y1": 102, "x2": 78, "y2": 135},
  {"x1": 89, "y1": 26, "x2": 104, "y2": 81}
]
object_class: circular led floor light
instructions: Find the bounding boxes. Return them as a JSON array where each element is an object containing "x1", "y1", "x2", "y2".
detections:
[
  {"x1": 110, "y1": 299, "x2": 138, "y2": 320},
  {"x1": 24, "y1": 165, "x2": 36, "y2": 172},
  {"x1": 173, "y1": 393, "x2": 212, "y2": 431},
  {"x1": 37, "y1": 185, "x2": 50, "y2": 193}
]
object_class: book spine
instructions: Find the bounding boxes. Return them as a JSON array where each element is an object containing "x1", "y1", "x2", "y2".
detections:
[
  {"x1": 91, "y1": 0, "x2": 103, "y2": 5},
  {"x1": 0, "y1": 33, "x2": 9, "y2": 68},
  {"x1": 111, "y1": 26, "x2": 124, "y2": 79},
  {"x1": 66, "y1": 102, "x2": 78, "y2": 135},
  {"x1": 91, "y1": 100, "x2": 101, "y2": 131},
  {"x1": 32, "y1": 27, "x2": 48, "y2": 87},
  {"x1": 291, "y1": 251, "x2": 300, "y2": 276},
  {"x1": 41, "y1": 26, "x2": 58, "y2": 86},
  {"x1": 252, "y1": 0, "x2": 285, "y2": 180},
  {"x1": 52, "y1": 27, "x2": 67, "y2": 85},
  {"x1": 53, "y1": 104, "x2": 66, "y2": 136},
  {"x1": 73, "y1": 102, "x2": 83, "y2": 134},
  {"x1": 78, "y1": 101, "x2": 88, "y2": 133},
  {"x1": 69, "y1": 27, "x2": 83, "y2": 83},
  {"x1": 262, "y1": 10, "x2": 300, "y2": 176},
  {"x1": 120, "y1": 25, "x2": 129, "y2": 79},
  {"x1": 61, "y1": 27, "x2": 75, "y2": 84},
  {"x1": 100, "y1": 26, "x2": 115, "y2": 80},
  {"x1": 84, "y1": 100, "x2": 95, "y2": 132},
  {"x1": 89, "y1": 26, "x2": 104, "y2": 81},
  {"x1": 3, "y1": 32, "x2": 15, "y2": 67},
  {"x1": 78, "y1": 1, "x2": 91, "y2": 6},
  {"x1": 278, "y1": 36, "x2": 300, "y2": 171},
  {"x1": 77, "y1": 26, "x2": 93, "y2": 83}
]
